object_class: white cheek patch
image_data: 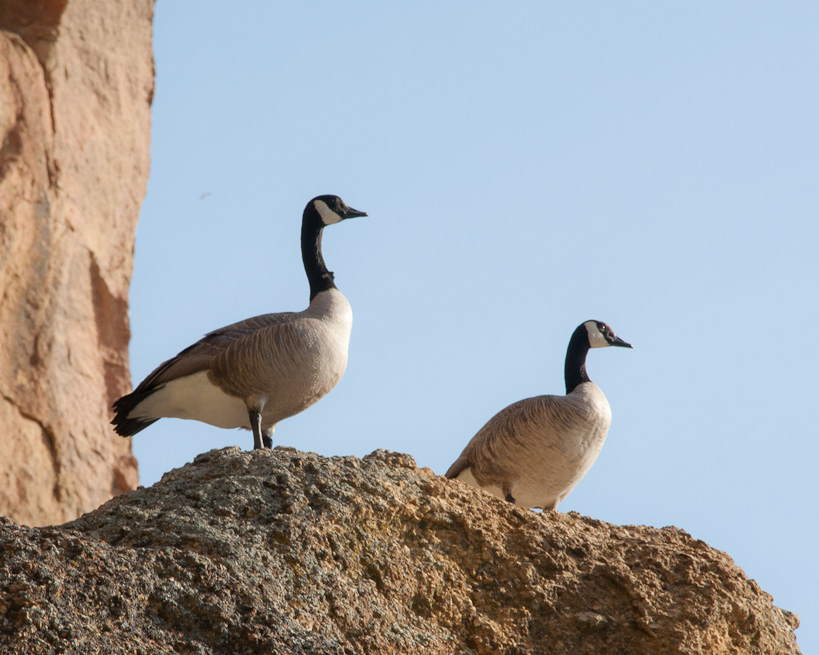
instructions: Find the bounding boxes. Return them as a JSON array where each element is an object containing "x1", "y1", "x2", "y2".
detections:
[
  {"x1": 585, "y1": 321, "x2": 610, "y2": 348},
  {"x1": 315, "y1": 199, "x2": 343, "y2": 225}
]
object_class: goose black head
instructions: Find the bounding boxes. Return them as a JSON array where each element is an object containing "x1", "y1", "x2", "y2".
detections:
[
  {"x1": 583, "y1": 320, "x2": 633, "y2": 349},
  {"x1": 310, "y1": 195, "x2": 368, "y2": 226}
]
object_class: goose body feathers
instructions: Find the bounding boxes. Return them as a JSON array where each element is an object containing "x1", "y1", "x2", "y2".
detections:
[
  {"x1": 115, "y1": 289, "x2": 352, "y2": 435},
  {"x1": 447, "y1": 382, "x2": 612, "y2": 509}
]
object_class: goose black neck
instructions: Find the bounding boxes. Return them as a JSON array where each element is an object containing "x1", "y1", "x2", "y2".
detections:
[
  {"x1": 564, "y1": 325, "x2": 591, "y2": 394},
  {"x1": 301, "y1": 208, "x2": 337, "y2": 301}
]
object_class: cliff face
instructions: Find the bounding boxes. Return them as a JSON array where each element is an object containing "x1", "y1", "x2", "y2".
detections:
[
  {"x1": 0, "y1": 447, "x2": 800, "y2": 654},
  {"x1": 0, "y1": 0, "x2": 154, "y2": 525}
]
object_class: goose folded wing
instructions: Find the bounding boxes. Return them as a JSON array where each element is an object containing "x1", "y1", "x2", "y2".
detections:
[{"x1": 133, "y1": 312, "x2": 300, "y2": 393}]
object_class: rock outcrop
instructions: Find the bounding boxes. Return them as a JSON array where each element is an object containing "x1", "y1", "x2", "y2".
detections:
[
  {"x1": 0, "y1": 0, "x2": 154, "y2": 525},
  {"x1": 0, "y1": 447, "x2": 801, "y2": 654}
]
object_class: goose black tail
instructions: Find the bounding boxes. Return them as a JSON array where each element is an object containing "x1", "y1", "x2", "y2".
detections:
[{"x1": 111, "y1": 390, "x2": 159, "y2": 437}]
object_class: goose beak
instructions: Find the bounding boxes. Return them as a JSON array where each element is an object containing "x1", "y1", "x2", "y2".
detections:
[
  {"x1": 343, "y1": 207, "x2": 368, "y2": 219},
  {"x1": 611, "y1": 336, "x2": 633, "y2": 349}
]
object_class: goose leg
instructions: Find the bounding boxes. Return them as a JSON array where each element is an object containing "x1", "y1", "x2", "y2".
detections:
[{"x1": 249, "y1": 410, "x2": 264, "y2": 450}]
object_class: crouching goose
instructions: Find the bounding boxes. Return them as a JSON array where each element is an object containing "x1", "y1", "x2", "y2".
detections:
[
  {"x1": 112, "y1": 194, "x2": 368, "y2": 450},
  {"x1": 446, "y1": 320, "x2": 632, "y2": 509}
]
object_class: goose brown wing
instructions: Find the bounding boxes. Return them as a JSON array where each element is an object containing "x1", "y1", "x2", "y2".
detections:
[
  {"x1": 131, "y1": 311, "x2": 299, "y2": 393},
  {"x1": 445, "y1": 455, "x2": 470, "y2": 479},
  {"x1": 207, "y1": 317, "x2": 312, "y2": 397},
  {"x1": 447, "y1": 395, "x2": 571, "y2": 481}
]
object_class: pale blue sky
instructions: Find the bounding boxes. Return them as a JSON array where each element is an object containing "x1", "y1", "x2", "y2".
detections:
[{"x1": 130, "y1": 2, "x2": 818, "y2": 650}]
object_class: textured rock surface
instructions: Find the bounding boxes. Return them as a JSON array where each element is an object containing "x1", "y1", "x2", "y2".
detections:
[
  {"x1": 0, "y1": 447, "x2": 801, "y2": 654},
  {"x1": 0, "y1": 0, "x2": 154, "y2": 525}
]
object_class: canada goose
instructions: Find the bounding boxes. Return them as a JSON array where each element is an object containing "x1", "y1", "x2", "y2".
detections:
[
  {"x1": 446, "y1": 320, "x2": 632, "y2": 510},
  {"x1": 112, "y1": 194, "x2": 367, "y2": 450}
]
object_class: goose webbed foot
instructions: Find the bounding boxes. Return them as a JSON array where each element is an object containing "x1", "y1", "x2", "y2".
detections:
[
  {"x1": 505, "y1": 491, "x2": 517, "y2": 504},
  {"x1": 262, "y1": 428, "x2": 274, "y2": 449}
]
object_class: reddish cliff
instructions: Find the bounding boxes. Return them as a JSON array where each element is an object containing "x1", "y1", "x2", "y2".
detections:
[{"x1": 0, "y1": 0, "x2": 154, "y2": 525}]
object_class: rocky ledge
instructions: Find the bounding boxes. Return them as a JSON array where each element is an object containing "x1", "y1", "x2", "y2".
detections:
[{"x1": 0, "y1": 447, "x2": 800, "y2": 654}]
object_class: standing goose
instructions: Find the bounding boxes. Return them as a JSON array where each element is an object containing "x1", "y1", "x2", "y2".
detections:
[
  {"x1": 112, "y1": 194, "x2": 367, "y2": 450},
  {"x1": 446, "y1": 320, "x2": 632, "y2": 510}
]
